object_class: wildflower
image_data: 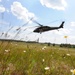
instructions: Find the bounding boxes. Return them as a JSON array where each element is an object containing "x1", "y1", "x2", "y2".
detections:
[
  {"x1": 66, "y1": 54, "x2": 71, "y2": 56},
  {"x1": 44, "y1": 46, "x2": 47, "y2": 48},
  {"x1": 42, "y1": 47, "x2": 45, "y2": 50},
  {"x1": 44, "y1": 67, "x2": 50, "y2": 70},
  {"x1": 42, "y1": 59, "x2": 45, "y2": 62},
  {"x1": 42, "y1": 46, "x2": 47, "y2": 50},
  {"x1": 70, "y1": 69, "x2": 75, "y2": 75},
  {"x1": 23, "y1": 50, "x2": 26, "y2": 53},
  {"x1": 5, "y1": 50, "x2": 10, "y2": 53}
]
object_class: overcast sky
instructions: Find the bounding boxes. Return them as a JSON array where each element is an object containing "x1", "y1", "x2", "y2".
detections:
[{"x1": 0, "y1": 0, "x2": 75, "y2": 44}]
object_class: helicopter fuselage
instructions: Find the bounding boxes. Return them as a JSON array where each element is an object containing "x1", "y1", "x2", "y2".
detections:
[
  {"x1": 33, "y1": 21, "x2": 64, "y2": 33},
  {"x1": 33, "y1": 26, "x2": 60, "y2": 33}
]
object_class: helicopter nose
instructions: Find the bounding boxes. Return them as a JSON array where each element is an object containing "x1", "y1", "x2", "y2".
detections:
[
  {"x1": 33, "y1": 30, "x2": 36, "y2": 32},
  {"x1": 33, "y1": 29, "x2": 39, "y2": 33}
]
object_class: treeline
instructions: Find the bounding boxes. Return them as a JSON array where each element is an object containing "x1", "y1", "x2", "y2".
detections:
[
  {"x1": 0, "y1": 39, "x2": 75, "y2": 48},
  {"x1": 0, "y1": 39, "x2": 24, "y2": 42},
  {"x1": 46, "y1": 43, "x2": 75, "y2": 48},
  {"x1": 60, "y1": 44, "x2": 75, "y2": 48}
]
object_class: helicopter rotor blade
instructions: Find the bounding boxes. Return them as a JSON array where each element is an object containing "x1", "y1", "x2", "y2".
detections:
[
  {"x1": 32, "y1": 20, "x2": 43, "y2": 26},
  {"x1": 22, "y1": 17, "x2": 34, "y2": 27}
]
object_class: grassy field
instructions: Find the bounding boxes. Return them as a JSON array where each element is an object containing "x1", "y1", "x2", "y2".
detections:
[{"x1": 0, "y1": 41, "x2": 75, "y2": 75}]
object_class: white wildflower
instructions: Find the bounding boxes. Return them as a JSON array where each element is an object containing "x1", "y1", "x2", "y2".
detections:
[
  {"x1": 42, "y1": 59, "x2": 45, "y2": 62},
  {"x1": 42, "y1": 46, "x2": 47, "y2": 50},
  {"x1": 66, "y1": 54, "x2": 71, "y2": 56},
  {"x1": 44, "y1": 67, "x2": 50, "y2": 70},
  {"x1": 5, "y1": 50, "x2": 10, "y2": 52},
  {"x1": 23, "y1": 50, "x2": 26, "y2": 53}
]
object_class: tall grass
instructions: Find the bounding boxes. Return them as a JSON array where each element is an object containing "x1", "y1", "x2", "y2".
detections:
[{"x1": 0, "y1": 41, "x2": 75, "y2": 75}]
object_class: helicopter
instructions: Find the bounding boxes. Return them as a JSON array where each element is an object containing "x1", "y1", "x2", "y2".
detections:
[{"x1": 32, "y1": 20, "x2": 65, "y2": 34}]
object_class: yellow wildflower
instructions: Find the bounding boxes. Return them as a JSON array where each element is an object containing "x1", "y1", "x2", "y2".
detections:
[{"x1": 70, "y1": 69, "x2": 75, "y2": 75}]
